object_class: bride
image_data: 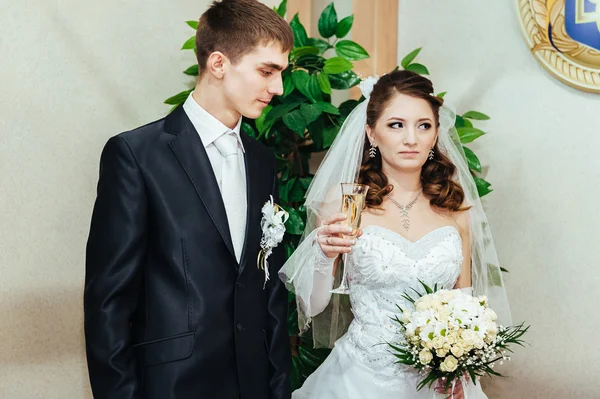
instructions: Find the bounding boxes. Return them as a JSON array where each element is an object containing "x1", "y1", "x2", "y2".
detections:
[{"x1": 279, "y1": 70, "x2": 512, "y2": 398}]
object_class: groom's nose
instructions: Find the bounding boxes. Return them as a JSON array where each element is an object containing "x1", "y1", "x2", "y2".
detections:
[{"x1": 268, "y1": 76, "x2": 284, "y2": 96}]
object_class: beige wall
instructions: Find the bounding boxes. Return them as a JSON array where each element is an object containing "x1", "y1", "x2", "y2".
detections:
[
  {"x1": 0, "y1": 0, "x2": 210, "y2": 397},
  {"x1": 398, "y1": 1, "x2": 600, "y2": 398}
]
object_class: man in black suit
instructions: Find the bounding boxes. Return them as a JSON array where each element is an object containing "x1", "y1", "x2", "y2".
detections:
[{"x1": 84, "y1": 1, "x2": 293, "y2": 398}]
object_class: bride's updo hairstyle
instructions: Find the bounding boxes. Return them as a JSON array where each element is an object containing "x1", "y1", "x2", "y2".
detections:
[{"x1": 358, "y1": 70, "x2": 468, "y2": 212}]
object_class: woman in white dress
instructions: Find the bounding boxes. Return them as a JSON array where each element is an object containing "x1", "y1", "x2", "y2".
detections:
[{"x1": 279, "y1": 71, "x2": 512, "y2": 399}]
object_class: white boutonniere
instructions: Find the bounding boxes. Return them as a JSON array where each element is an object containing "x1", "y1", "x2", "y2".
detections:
[{"x1": 258, "y1": 195, "x2": 288, "y2": 288}]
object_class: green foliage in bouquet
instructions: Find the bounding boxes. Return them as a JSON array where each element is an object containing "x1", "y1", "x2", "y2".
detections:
[{"x1": 165, "y1": 0, "x2": 497, "y2": 389}]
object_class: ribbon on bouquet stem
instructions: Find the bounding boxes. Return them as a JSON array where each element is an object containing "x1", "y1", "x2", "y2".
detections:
[{"x1": 432, "y1": 375, "x2": 470, "y2": 399}]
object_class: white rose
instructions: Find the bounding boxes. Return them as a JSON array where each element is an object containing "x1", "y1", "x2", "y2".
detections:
[
  {"x1": 446, "y1": 333, "x2": 457, "y2": 345},
  {"x1": 484, "y1": 308, "x2": 498, "y2": 321},
  {"x1": 442, "y1": 355, "x2": 459, "y2": 372},
  {"x1": 436, "y1": 348, "x2": 449, "y2": 358},
  {"x1": 461, "y1": 329, "x2": 478, "y2": 346},
  {"x1": 416, "y1": 298, "x2": 430, "y2": 312},
  {"x1": 485, "y1": 330, "x2": 497, "y2": 344},
  {"x1": 451, "y1": 344, "x2": 465, "y2": 358},
  {"x1": 475, "y1": 336, "x2": 485, "y2": 349},
  {"x1": 419, "y1": 349, "x2": 433, "y2": 365},
  {"x1": 432, "y1": 336, "x2": 445, "y2": 349}
]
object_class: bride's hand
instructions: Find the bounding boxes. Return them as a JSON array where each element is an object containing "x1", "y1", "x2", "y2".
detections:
[
  {"x1": 316, "y1": 213, "x2": 362, "y2": 259},
  {"x1": 434, "y1": 378, "x2": 465, "y2": 399}
]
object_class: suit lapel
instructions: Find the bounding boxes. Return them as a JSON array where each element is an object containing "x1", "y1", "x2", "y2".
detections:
[
  {"x1": 238, "y1": 133, "x2": 263, "y2": 275},
  {"x1": 166, "y1": 106, "x2": 236, "y2": 261}
]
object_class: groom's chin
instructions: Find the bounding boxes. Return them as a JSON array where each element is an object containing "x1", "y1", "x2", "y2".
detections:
[{"x1": 242, "y1": 107, "x2": 264, "y2": 120}]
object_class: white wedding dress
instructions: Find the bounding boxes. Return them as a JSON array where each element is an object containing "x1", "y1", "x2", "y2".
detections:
[{"x1": 292, "y1": 225, "x2": 488, "y2": 399}]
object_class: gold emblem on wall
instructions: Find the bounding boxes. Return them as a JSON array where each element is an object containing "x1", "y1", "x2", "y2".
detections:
[{"x1": 516, "y1": 0, "x2": 600, "y2": 93}]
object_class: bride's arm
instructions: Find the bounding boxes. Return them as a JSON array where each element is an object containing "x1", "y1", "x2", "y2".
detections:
[
  {"x1": 454, "y1": 210, "x2": 472, "y2": 291},
  {"x1": 307, "y1": 243, "x2": 337, "y2": 316}
]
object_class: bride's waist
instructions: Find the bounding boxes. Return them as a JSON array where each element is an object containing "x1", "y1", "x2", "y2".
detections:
[{"x1": 346, "y1": 318, "x2": 403, "y2": 344}]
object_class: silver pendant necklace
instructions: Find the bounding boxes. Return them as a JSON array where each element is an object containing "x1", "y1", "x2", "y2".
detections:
[{"x1": 387, "y1": 189, "x2": 423, "y2": 231}]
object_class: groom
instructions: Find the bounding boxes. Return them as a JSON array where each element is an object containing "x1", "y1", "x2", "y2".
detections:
[{"x1": 84, "y1": 1, "x2": 293, "y2": 398}]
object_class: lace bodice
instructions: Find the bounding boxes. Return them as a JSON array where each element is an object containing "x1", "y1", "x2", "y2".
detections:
[{"x1": 342, "y1": 225, "x2": 463, "y2": 382}]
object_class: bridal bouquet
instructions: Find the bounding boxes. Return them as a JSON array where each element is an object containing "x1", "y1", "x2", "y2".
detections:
[{"x1": 388, "y1": 282, "x2": 529, "y2": 392}]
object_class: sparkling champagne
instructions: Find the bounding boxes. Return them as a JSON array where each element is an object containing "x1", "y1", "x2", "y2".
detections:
[{"x1": 341, "y1": 193, "x2": 366, "y2": 238}]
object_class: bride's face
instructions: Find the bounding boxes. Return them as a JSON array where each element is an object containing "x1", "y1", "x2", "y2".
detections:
[{"x1": 366, "y1": 93, "x2": 438, "y2": 173}]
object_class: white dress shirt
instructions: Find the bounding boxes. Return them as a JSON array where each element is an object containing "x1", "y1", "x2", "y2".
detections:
[{"x1": 182, "y1": 92, "x2": 246, "y2": 191}]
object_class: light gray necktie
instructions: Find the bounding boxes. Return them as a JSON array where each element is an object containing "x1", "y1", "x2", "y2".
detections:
[{"x1": 213, "y1": 132, "x2": 247, "y2": 262}]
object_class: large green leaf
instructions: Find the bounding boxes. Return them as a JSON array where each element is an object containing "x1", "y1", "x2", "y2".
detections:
[
  {"x1": 288, "y1": 177, "x2": 309, "y2": 202},
  {"x1": 317, "y1": 72, "x2": 332, "y2": 94},
  {"x1": 457, "y1": 127, "x2": 485, "y2": 143},
  {"x1": 401, "y1": 47, "x2": 422, "y2": 69},
  {"x1": 308, "y1": 117, "x2": 325, "y2": 149},
  {"x1": 266, "y1": 101, "x2": 304, "y2": 123},
  {"x1": 283, "y1": 75, "x2": 295, "y2": 97},
  {"x1": 314, "y1": 101, "x2": 340, "y2": 115},
  {"x1": 181, "y1": 36, "x2": 196, "y2": 50},
  {"x1": 405, "y1": 63, "x2": 429, "y2": 75},
  {"x1": 290, "y1": 14, "x2": 308, "y2": 47},
  {"x1": 324, "y1": 57, "x2": 354, "y2": 74},
  {"x1": 290, "y1": 356, "x2": 303, "y2": 390},
  {"x1": 294, "y1": 54, "x2": 326, "y2": 71},
  {"x1": 318, "y1": 2, "x2": 338, "y2": 39},
  {"x1": 329, "y1": 70, "x2": 361, "y2": 90},
  {"x1": 292, "y1": 70, "x2": 318, "y2": 102},
  {"x1": 284, "y1": 206, "x2": 306, "y2": 235},
  {"x1": 183, "y1": 64, "x2": 199, "y2": 76},
  {"x1": 463, "y1": 111, "x2": 491, "y2": 120},
  {"x1": 292, "y1": 46, "x2": 320, "y2": 59},
  {"x1": 463, "y1": 146, "x2": 482, "y2": 173},
  {"x1": 306, "y1": 38, "x2": 330, "y2": 54},
  {"x1": 336, "y1": 15, "x2": 354, "y2": 38},
  {"x1": 309, "y1": 74, "x2": 324, "y2": 102},
  {"x1": 241, "y1": 122, "x2": 257, "y2": 139},
  {"x1": 255, "y1": 105, "x2": 274, "y2": 137},
  {"x1": 455, "y1": 115, "x2": 473, "y2": 129},
  {"x1": 186, "y1": 20, "x2": 198, "y2": 30},
  {"x1": 275, "y1": 0, "x2": 287, "y2": 18},
  {"x1": 300, "y1": 104, "x2": 323, "y2": 125},
  {"x1": 323, "y1": 125, "x2": 340, "y2": 148},
  {"x1": 473, "y1": 175, "x2": 493, "y2": 197},
  {"x1": 283, "y1": 110, "x2": 307, "y2": 137},
  {"x1": 335, "y1": 40, "x2": 369, "y2": 61},
  {"x1": 338, "y1": 99, "x2": 360, "y2": 119},
  {"x1": 164, "y1": 89, "x2": 193, "y2": 105}
]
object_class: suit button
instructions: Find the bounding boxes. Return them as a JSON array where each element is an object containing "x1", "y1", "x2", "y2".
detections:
[
  {"x1": 236, "y1": 323, "x2": 244, "y2": 331},
  {"x1": 236, "y1": 282, "x2": 244, "y2": 289}
]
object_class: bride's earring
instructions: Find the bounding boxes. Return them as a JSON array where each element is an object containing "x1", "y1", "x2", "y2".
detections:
[
  {"x1": 428, "y1": 148, "x2": 435, "y2": 160},
  {"x1": 369, "y1": 143, "x2": 377, "y2": 158}
]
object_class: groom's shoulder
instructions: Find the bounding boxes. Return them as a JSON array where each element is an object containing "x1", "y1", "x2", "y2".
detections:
[{"x1": 116, "y1": 116, "x2": 167, "y2": 147}]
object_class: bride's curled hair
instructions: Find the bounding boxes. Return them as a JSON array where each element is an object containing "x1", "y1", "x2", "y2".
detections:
[{"x1": 358, "y1": 70, "x2": 468, "y2": 212}]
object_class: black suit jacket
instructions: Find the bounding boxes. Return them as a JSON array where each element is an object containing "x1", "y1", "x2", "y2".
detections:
[{"x1": 84, "y1": 105, "x2": 291, "y2": 399}]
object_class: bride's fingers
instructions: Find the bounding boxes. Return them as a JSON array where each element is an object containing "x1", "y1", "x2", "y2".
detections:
[
  {"x1": 319, "y1": 223, "x2": 354, "y2": 237},
  {"x1": 318, "y1": 236, "x2": 355, "y2": 247},
  {"x1": 321, "y1": 213, "x2": 348, "y2": 226}
]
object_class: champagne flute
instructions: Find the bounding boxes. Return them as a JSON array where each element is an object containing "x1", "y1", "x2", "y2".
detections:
[{"x1": 330, "y1": 183, "x2": 369, "y2": 294}]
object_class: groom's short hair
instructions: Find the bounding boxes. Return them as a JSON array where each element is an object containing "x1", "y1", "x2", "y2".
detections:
[{"x1": 196, "y1": 0, "x2": 294, "y2": 76}]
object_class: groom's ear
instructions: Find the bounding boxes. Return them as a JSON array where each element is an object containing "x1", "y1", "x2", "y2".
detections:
[{"x1": 206, "y1": 51, "x2": 228, "y2": 79}]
